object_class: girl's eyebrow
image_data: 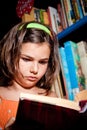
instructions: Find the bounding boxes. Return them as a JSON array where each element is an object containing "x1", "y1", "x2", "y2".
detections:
[{"x1": 20, "y1": 54, "x2": 49, "y2": 60}]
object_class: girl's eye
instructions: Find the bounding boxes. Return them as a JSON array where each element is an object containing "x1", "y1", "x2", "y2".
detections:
[
  {"x1": 39, "y1": 60, "x2": 48, "y2": 64},
  {"x1": 21, "y1": 57, "x2": 31, "y2": 62}
]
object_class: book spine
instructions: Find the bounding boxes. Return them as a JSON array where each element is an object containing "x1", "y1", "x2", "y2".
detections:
[
  {"x1": 63, "y1": 0, "x2": 75, "y2": 26},
  {"x1": 47, "y1": 6, "x2": 58, "y2": 34},
  {"x1": 57, "y1": 3, "x2": 64, "y2": 30},
  {"x1": 76, "y1": 0, "x2": 84, "y2": 19},
  {"x1": 60, "y1": 0, "x2": 68, "y2": 28},
  {"x1": 80, "y1": 0, "x2": 87, "y2": 16},
  {"x1": 58, "y1": 48, "x2": 68, "y2": 98},
  {"x1": 34, "y1": 8, "x2": 41, "y2": 22},
  {"x1": 57, "y1": 73, "x2": 64, "y2": 98},
  {"x1": 82, "y1": 0, "x2": 87, "y2": 15},
  {"x1": 65, "y1": 41, "x2": 85, "y2": 91},
  {"x1": 56, "y1": 11, "x2": 64, "y2": 33},
  {"x1": 72, "y1": 45, "x2": 86, "y2": 91},
  {"x1": 42, "y1": 11, "x2": 50, "y2": 25},
  {"x1": 39, "y1": 9, "x2": 45, "y2": 23},
  {"x1": 64, "y1": 41, "x2": 80, "y2": 100},
  {"x1": 77, "y1": 41, "x2": 87, "y2": 89},
  {"x1": 71, "y1": 0, "x2": 80, "y2": 21},
  {"x1": 59, "y1": 47, "x2": 74, "y2": 100},
  {"x1": 52, "y1": 75, "x2": 64, "y2": 98},
  {"x1": 47, "y1": 6, "x2": 63, "y2": 34},
  {"x1": 68, "y1": 0, "x2": 76, "y2": 23}
]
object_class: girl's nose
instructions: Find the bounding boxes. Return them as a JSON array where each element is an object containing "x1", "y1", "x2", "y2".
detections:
[{"x1": 30, "y1": 62, "x2": 38, "y2": 74}]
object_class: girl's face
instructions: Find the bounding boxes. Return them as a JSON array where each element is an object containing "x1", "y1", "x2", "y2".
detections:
[{"x1": 14, "y1": 42, "x2": 50, "y2": 89}]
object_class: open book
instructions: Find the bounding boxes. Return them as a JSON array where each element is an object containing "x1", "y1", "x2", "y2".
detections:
[{"x1": 12, "y1": 93, "x2": 87, "y2": 130}]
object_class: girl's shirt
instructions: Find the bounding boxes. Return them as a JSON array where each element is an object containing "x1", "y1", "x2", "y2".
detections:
[{"x1": 0, "y1": 96, "x2": 18, "y2": 130}]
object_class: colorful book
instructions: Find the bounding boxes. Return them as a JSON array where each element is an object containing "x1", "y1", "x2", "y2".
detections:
[
  {"x1": 63, "y1": 0, "x2": 75, "y2": 26},
  {"x1": 34, "y1": 8, "x2": 41, "y2": 22},
  {"x1": 60, "y1": 0, "x2": 68, "y2": 29},
  {"x1": 58, "y1": 47, "x2": 68, "y2": 98},
  {"x1": 76, "y1": 0, "x2": 84, "y2": 19},
  {"x1": 10, "y1": 92, "x2": 87, "y2": 130},
  {"x1": 47, "y1": 6, "x2": 63, "y2": 34},
  {"x1": 22, "y1": 7, "x2": 36, "y2": 22},
  {"x1": 40, "y1": 9, "x2": 50, "y2": 25},
  {"x1": 56, "y1": 73, "x2": 64, "y2": 98},
  {"x1": 70, "y1": 0, "x2": 80, "y2": 21},
  {"x1": 51, "y1": 75, "x2": 64, "y2": 98},
  {"x1": 81, "y1": 0, "x2": 87, "y2": 16},
  {"x1": 77, "y1": 41, "x2": 87, "y2": 89},
  {"x1": 64, "y1": 41, "x2": 85, "y2": 100},
  {"x1": 59, "y1": 47, "x2": 74, "y2": 100},
  {"x1": 22, "y1": 7, "x2": 41, "y2": 22},
  {"x1": 57, "y1": 3, "x2": 64, "y2": 30}
]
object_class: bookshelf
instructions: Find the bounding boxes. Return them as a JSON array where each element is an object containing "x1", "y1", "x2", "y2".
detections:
[
  {"x1": 0, "y1": 1, "x2": 87, "y2": 129},
  {"x1": 34, "y1": 0, "x2": 87, "y2": 46},
  {"x1": 58, "y1": 16, "x2": 87, "y2": 45},
  {"x1": 26, "y1": 0, "x2": 87, "y2": 99},
  {"x1": 2, "y1": 0, "x2": 86, "y2": 100}
]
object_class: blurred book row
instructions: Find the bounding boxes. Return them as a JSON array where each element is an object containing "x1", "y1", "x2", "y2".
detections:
[
  {"x1": 21, "y1": 0, "x2": 87, "y2": 34},
  {"x1": 52, "y1": 40, "x2": 87, "y2": 101}
]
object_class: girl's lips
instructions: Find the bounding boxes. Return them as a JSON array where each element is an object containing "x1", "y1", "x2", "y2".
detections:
[{"x1": 26, "y1": 76, "x2": 38, "y2": 81}]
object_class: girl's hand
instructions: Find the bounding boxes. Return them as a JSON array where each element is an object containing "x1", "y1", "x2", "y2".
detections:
[{"x1": 5, "y1": 117, "x2": 15, "y2": 130}]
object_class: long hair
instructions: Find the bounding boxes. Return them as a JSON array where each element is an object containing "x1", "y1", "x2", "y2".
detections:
[{"x1": 0, "y1": 21, "x2": 60, "y2": 91}]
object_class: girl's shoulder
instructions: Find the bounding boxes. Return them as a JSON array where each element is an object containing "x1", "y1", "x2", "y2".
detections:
[
  {"x1": 36, "y1": 87, "x2": 58, "y2": 97},
  {"x1": 47, "y1": 90, "x2": 58, "y2": 97},
  {"x1": 0, "y1": 86, "x2": 10, "y2": 99}
]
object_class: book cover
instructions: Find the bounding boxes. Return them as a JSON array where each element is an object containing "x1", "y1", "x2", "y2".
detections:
[
  {"x1": 80, "y1": 0, "x2": 87, "y2": 16},
  {"x1": 51, "y1": 74, "x2": 64, "y2": 98},
  {"x1": 60, "y1": 0, "x2": 68, "y2": 29},
  {"x1": 9, "y1": 93, "x2": 87, "y2": 130},
  {"x1": 34, "y1": 8, "x2": 41, "y2": 22},
  {"x1": 22, "y1": 7, "x2": 41, "y2": 22},
  {"x1": 58, "y1": 47, "x2": 68, "y2": 99},
  {"x1": 40, "y1": 9, "x2": 50, "y2": 25},
  {"x1": 56, "y1": 73, "x2": 64, "y2": 98},
  {"x1": 22, "y1": 7, "x2": 35, "y2": 22},
  {"x1": 70, "y1": 0, "x2": 80, "y2": 21},
  {"x1": 82, "y1": 0, "x2": 87, "y2": 14},
  {"x1": 63, "y1": 0, "x2": 75, "y2": 26},
  {"x1": 51, "y1": 77, "x2": 61, "y2": 98},
  {"x1": 64, "y1": 41, "x2": 85, "y2": 100},
  {"x1": 59, "y1": 47, "x2": 73, "y2": 100},
  {"x1": 47, "y1": 6, "x2": 63, "y2": 34},
  {"x1": 77, "y1": 41, "x2": 87, "y2": 89},
  {"x1": 57, "y1": 3, "x2": 64, "y2": 30},
  {"x1": 76, "y1": 0, "x2": 84, "y2": 19}
]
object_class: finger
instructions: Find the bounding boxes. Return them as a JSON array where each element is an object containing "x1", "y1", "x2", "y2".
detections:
[{"x1": 5, "y1": 117, "x2": 15, "y2": 128}]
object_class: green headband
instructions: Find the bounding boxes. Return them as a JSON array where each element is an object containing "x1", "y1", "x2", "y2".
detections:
[{"x1": 19, "y1": 23, "x2": 51, "y2": 36}]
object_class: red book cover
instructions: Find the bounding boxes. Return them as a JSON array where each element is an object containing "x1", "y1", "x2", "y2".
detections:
[{"x1": 9, "y1": 93, "x2": 87, "y2": 130}]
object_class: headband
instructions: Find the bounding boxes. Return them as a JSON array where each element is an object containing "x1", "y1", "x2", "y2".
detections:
[{"x1": 19, "y1": 22, "x2": 51, "y2": 36}]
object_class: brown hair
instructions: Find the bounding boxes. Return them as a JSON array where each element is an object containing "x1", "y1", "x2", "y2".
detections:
[{"x1": 0, "y1": 21, "x2": 60, "y2": 91}]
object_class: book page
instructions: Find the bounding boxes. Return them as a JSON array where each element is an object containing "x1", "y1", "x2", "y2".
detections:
[{"x1": 20, "y1": 92, "x2": 80, "y2": 111}]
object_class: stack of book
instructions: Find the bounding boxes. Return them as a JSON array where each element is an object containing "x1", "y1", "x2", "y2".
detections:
[{"x1": 59, "y1": 40, "x2": 86, "y2": 100}]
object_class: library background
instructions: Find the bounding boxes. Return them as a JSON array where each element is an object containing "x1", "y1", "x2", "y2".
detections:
[{"x1": 0, "y1": 0, "x2": 87, "y2": 101}]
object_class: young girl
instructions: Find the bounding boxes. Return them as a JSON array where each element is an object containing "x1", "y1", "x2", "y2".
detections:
[{"x1": 0, "y1": 21, "x2": 60, "y2": 129}]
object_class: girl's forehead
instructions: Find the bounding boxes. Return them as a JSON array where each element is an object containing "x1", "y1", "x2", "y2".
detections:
[
  {"x1": 21, "y1": 42, "x2": 50, "y2": 50},
  {"x1": 21, "y1": 42, "x2": 51, "y2": 58}
]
